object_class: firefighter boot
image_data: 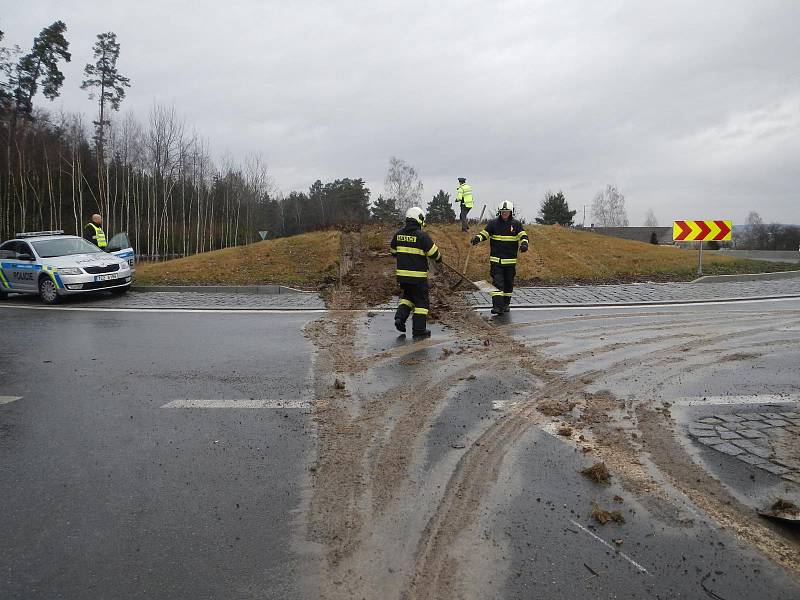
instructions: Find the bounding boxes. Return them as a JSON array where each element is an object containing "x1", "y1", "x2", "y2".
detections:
[
  {"x1": 412, "y1": 314, "x2": 431, "y2": 339},
  {"x1": 394, "y1": 304, "x2": 411, "y2": 332},
  {"x1": 490, "y1": 294, "x2": 504, "y2": 315},
  {"x1": 502, "y1": 295, "x2": 511, "y2": 313}
]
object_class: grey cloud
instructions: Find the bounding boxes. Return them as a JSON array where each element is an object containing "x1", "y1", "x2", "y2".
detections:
[{"x1": 4, "y1": 0, "x2": 798, "y2": 225}]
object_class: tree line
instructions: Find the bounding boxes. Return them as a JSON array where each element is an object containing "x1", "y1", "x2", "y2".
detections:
[{"x1": 0, "y1": 21, "x2": 453, "y2": 257}]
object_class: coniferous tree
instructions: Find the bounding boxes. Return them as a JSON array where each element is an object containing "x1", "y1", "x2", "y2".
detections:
[
  {"x1": 426, "y1": 189, "x2": 456, "y2": 223},
  {"x1": 535, "y1": 191, "x2": 576, "y2": 226},
  {"x1": 371, "y1": 195, "x2": 401, "y2": 222},
  {"x1": 13, "y1": 20, "x2": 71, "y2": 117},
  {"x1": 81, "y1": 32, "x2": 130, "y2": 155}
]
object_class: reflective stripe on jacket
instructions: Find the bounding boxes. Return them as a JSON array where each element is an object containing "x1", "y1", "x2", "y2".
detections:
[
  {"x1": 390, "y1": 221, "x2": 442, "y2": 283},
  {"x1": 475, "y1": 217, "x2": 528, "y2": 263},
  {"x1": 85, "y1": 223, "x2": 107, "y2": 248},
  {"x1": 456, "y1": 183, "x2": 474, "y2": 209}
]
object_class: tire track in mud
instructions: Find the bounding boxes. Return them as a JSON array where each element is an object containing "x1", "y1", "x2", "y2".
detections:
[
  {"x1": 532, "y1": 308, "x2": 800, "y2": 578},
  {"x1": 403, "y1": 306, "x2": 800, "y2": 596},
  {"x1": 308, "y1": 233, "x2": 800, "y2": 597}
]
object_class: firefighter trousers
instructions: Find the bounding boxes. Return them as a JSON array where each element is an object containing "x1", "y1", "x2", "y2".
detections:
[
  {"x1": 490, "y1": 263, "x2": 515, "y2": 309},
  {"x1": 395, "y1": 281, "x2": 430, "y2": 334}
]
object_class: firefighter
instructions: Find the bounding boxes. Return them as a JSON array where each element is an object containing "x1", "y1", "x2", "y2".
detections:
[
  {"x1": 471, "y1": 201, "x2": 528, "y2": 314},
  {"x1": 390, "y1": 206, "x2": 442, "y2": 339},
  {"x1": 455, "y1": 177, "x2": 474, "y2": 232},
  {"x1": 84, "y1": 213, "x2": 107, "y2": 249}
]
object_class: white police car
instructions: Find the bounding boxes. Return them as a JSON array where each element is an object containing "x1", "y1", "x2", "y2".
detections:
[{"x1": 0, "y1": 230, "x2": 135, "y2": 304}]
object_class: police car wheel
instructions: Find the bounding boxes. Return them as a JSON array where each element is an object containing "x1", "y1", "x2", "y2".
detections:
[
  {"x1": 0, "y1": 291, "x2": 6, "y2": 300},
  {"x1": 38, "y1": 277, "x2": 60, "y2": 305}
]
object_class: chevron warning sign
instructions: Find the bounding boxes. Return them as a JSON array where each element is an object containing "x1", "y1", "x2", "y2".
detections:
[{"x1": 672, "y1": 220, "x2": 732, "y2": 241}]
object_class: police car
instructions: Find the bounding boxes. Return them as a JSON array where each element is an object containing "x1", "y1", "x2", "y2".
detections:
[{"x1": 0, "y1": 230, "x2": 135, "y2": 304}]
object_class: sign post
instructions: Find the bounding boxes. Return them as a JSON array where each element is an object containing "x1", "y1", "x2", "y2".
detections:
[{"x1": 673, "y1": 220, "x2": 732, "y2": 277}]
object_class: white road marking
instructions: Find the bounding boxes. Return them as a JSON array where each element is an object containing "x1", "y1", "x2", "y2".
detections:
[
  {"x1": 670, "y1": 394, "x2": 800, "y2": 407},
  {"x1": 477, "y1": 295, "x2": 800, "y2": 312},
  {"x1": 569, "y1": 519, "x2": 650, "y2": 575},
  {"x1": 0, "y1": 305, "x2": 327, "y2": 314},
  {"x1": 161, "y1": 399, "x2": 309, "y2": 409},
  {"x1": 0, "y1": 396, "x2": 22, "y2": 405},
  {"x1": 2, "y1": 293, "x2": 799, "y2": 315}
]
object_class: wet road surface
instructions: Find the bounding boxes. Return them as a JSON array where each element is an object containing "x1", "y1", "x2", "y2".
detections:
[
  {"x1": 2, "y1": 298, "x2": 799, "y2": 599},
  {"x1": 0, "y1": 308, "x2": 318, "y2": 599}
]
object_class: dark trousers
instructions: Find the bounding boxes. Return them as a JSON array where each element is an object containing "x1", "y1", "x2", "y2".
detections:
[
  {"x1": 490, "y1": 263, "x2": 516, "y2": 309},
  {"x1": 395, "y1": 281, "x2": 430, "y2": 334},
  {"x1": 459, "y1": 204, "x2": 471, "y2": 231}
]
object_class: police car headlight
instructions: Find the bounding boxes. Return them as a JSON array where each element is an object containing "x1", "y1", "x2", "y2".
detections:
[{"x1": 58, "y1": 267, "x2": 82, "y2": 275}]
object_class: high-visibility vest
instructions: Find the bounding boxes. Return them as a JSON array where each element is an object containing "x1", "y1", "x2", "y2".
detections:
[
  {"x1": 456, "y1": 183, "x2": 474, "y2": 208},
  {"x1": 86, "y1": 223, "x2": 107, "y2": 248}
]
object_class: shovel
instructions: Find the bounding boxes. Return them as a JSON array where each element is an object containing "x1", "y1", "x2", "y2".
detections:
[
  {"x1": 449, "y1": 205, "x2": 495, "y2": 292},
  {"x1": 440, "y1": 260, "x2": 497, "y2": 293}
]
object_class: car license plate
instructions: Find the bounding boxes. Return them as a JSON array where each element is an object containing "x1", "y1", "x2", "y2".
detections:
[{"x1": 95, "y1": 274, "x2": 117, "y2": 281}]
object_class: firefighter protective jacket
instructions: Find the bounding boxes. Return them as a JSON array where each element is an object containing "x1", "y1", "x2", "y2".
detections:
[
  {"x1": 390, "y1": 220, "x2": 442, "y2": 283},
  {"x1": 456, "y1": 183, "x2": 474, "y2": 208},
  {"x1": 475, "y1": 217, "x2": 528, "y2": 265}
]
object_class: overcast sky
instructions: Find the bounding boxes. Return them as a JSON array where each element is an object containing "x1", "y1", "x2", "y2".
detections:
[{"x1": 4, "y1": 1, "x2": 799, "y2": 224}]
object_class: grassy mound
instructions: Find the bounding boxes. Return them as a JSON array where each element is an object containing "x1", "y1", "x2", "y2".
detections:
[
  {"x1": 426, "y1": 223, "x2": 793, "y2": 285},
  {"x1": 135, "y1": 230, "x2": 341, "y2": 288},
  {"x1": 133, "y1": 224, "x2": 793, "y2": 288}
]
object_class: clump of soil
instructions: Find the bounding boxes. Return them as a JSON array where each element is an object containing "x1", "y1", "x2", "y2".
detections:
[
  {"x1": 581, "y1": 461, "x2": 611, "y2": 484},
  {"x1": 538, "y1": 398, "x2": 577, "y2": 416},
  {"x1": 771, "y1": 498, "x2": 799, "y2": 515},
  {"x1": 591, "y1": 500, "x2": 625, "y2": 524},
  {"x1": 557, "y1": 425, "x2": 573, "y2": 437}
]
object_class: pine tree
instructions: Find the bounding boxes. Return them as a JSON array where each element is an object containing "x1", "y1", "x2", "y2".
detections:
[
  {"x1": 81, "y1": 32, "x2": 130, "y2": 155},
  {"x1": 535, "y1": 191, "x2": 576, "y2": 226},
  {"x1": 14, "y1": 21, "x2": 71, "y2": 116},
  {"x1": 371, "y1": 195, "x2": 401, "y2": 222},
  {"x1": 426, "y1": 189, "x2": 456, "y2": 223}
]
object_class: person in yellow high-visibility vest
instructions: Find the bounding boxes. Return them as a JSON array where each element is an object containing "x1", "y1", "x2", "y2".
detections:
[
  {"x1": 455, "y1": 177, "x2": 474, "y2": 232},
  {"x1": 84, "y1": 213, "x2": 107, "y2": 248}
]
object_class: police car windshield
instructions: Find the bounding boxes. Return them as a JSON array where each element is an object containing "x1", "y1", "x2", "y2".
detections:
[{"x1": 32, "y1": 238, "x2": 104, "y2": 258}]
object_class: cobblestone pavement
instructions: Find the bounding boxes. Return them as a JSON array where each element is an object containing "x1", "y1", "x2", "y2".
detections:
[
  {"x1": 467, "y1": 278, "x2": 800, "y2": 307},
  {"x1": 3, "y1": 290, "x2": 326, "y2": 310},
  {"x1": 688, "y1": 410, "x2": 800, "y2": 485}
]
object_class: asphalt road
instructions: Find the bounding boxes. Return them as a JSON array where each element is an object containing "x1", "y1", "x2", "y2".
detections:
[
  {"x1": 476, "y1": 299, "x2": 800, "y2": 599},
  {"x1": 2, "y1": 298, "x2": 799, "y2": 599},
  {"x1": 0, "y1": 308, "x2": 319, "y2": 599}
]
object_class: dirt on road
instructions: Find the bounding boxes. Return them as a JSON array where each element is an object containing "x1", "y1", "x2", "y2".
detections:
[{"x1": 303, "y1": 229, "x2": 800, "y2": 600}]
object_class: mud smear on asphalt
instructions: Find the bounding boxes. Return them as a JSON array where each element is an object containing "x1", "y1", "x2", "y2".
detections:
[
  {"x1": 637, "y1": 404, "x2": 800, "y2": 574},
  {"x1": 305, "y1": 230, "x2": 800, "y2": 598}
]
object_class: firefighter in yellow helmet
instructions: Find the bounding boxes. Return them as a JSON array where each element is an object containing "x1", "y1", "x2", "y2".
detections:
[
  {"x1": 471, "y1": 201, "x2": 528, "y2": 314},
  {"x1": 390, "y1": 207, "x2": 442, "y2": 339}
]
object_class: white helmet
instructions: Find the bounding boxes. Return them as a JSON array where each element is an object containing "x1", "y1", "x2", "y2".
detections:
[
  {"x1": 498, "y1": 200, "x2": 514, "y2": 215},
  {"x1": 406, "y1": 206, "x2": 425, "y2": 226}
]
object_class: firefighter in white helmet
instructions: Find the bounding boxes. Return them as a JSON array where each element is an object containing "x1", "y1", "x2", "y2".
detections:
[
  {"x1": 471, "y1": 201, "x2": 528, "y2": 314},
  {"x1": 389, "y1": 207, "x2": 442, "y2": 338}
]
